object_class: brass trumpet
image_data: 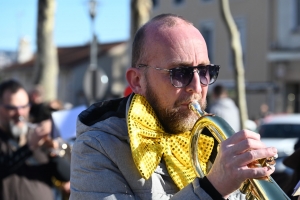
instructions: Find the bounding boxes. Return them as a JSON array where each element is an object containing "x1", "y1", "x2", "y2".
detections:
[{"x1": 189, "y1": 101, "x2": 290, "y2": 200}]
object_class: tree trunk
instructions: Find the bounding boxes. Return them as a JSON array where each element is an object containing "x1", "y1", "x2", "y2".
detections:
[
  {"x1": 130, "y1": 0, "x2": 152, "y2": 39},
  {"x1": 34, "y1": 0, "x2": 59, "y2": 102},
  {"x1": 220, "y1": 0, "x2": 248, "y2": 129}
]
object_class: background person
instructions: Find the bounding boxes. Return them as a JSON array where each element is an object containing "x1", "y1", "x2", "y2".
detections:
[
  {"x1": 207, "y1": 84, "x2": 240, "y2": 132},
  {"x1": 29, "y1": 84, "x2": 71, "y2": 200},
  {"x1": 29, "y1": 85, "x2": 64, "y2": 124},
  {"x1": 70, "y1": 14, "x2": 277, "y2": 200},
  {"x1": 282, "y1": 143, "x2": 300, "y2": 200},
  {"x1": 0, "y1": 79, "x2": 70, "y2": 200}
]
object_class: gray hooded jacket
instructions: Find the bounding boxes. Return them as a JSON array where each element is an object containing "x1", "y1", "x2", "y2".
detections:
[{"x1": 70, "y1": 95, "x2": 245, "y2": 200}]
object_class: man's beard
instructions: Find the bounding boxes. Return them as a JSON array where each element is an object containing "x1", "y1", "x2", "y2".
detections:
[
  {"x1": 9, "y1": 120, "x2": 28, "y2": 139},
  {"x1": 144, "y1": 77, "x2": 207, "y2": 134}
]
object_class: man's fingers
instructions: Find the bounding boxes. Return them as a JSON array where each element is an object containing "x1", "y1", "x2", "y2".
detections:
[
  {"x1": 239, "y1": 165, "x2": 275, "y2": 180},
  {"x1": 37, "y1": 138, "x2": 46, "y2": 146},
  {"x1": 34, "y1": 126, "x2": 51, "y2": 137},
  {"x1": 223, "y1": 130, "x2": 261, "y2": 146},
  {"x1": 231, "y1": 147, "x2": 277, "y2": 166},
  {"x1": 227, "y1": 138, "x2": 267, "y2": 155}
]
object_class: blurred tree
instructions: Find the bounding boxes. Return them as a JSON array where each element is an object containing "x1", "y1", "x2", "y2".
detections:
[
  {"x1": 130, "y1": 0, "x2": 152, "y2": 40},
  {"x1": 33, "y1": 0, "x2": 59, "y2": 101},
  {"x1": 220, "y1": 0, "x2": 248, "y2": 129}
]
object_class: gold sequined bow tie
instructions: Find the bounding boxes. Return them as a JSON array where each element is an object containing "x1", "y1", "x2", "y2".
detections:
[{"x1": 127, "y1": 94, "x2": 214, "y2": 189}]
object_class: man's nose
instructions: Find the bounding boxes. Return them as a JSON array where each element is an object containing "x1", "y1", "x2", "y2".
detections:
[
  {"x1": 15, "y1": 108, "x2": 23, "y2": 116},
  {"x1": 185, "y1": 70, "x2": 202, "y2": 93},
  {"x1": 15, "y1": 107, "x2": 29, "y2": 116}
]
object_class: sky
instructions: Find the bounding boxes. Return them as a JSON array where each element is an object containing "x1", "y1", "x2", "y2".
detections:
[{"x1": 0, "y1": 0, "x2": 130, "y2": 52}]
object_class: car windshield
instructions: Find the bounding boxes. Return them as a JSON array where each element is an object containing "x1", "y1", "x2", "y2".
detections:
[{"x1": 259, "y1": 124, "x2": 300, "y2": 138}]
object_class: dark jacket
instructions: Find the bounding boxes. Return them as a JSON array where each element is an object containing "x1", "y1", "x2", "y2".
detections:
[{"x1": 0, "y1": 129, "x2": 70, "y2": 200}]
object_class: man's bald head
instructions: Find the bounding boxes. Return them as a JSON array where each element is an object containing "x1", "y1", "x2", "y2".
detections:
[{"x1": 131, "y1": 14, "x2": 193, "y2": 67}]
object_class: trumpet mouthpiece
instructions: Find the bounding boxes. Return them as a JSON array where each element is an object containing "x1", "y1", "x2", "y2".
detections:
[
  {"x1": 19, "y1": 116, "x2": 25, "y2": 122},
  {"x1": 189, "y1": 101, "x2": 204, "y2": 117}
]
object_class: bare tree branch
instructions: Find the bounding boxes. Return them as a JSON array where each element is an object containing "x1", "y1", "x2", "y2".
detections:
[{"x1": 220, "y1": 0, "x2": 248, "y2": 129}]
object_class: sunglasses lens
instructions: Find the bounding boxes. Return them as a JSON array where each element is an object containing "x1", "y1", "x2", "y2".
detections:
[
  {"x1": 199, "y1": 67, "x2": 209, "y2": 85},
  {"x1": 208, "y1": 65, "x2": 220, "y2": 84},
  {"x1": 169, "y1": 65, "x2": 220, "y2": 88},
  {"x1": 171, "y1": 68, "x2": 193, "y2": 87}
]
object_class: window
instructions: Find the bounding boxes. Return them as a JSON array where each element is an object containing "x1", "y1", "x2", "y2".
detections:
[
  {"x1": 152, "y1": 0, "x2": 158, "y2": 8},
  {"x1": 259, "y1": 124, "x2": 300, "y2": 138},
  {"x1": 200, "y1": 22, "x2": 214, "y2": 62},
  {"x1": 295, "y1": 0, "x2": 300, "y2": 29},
  {"x1": 174, "y1": 0, "x2": 184, "y2": 4},
  {"x1": 201, "y1": 27, "x2": 213, "y2": 62}
]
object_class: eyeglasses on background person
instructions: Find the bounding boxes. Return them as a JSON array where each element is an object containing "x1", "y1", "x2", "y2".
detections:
[
  {"x1": 0, "y1": 103, "x2": 31, "y2": 111},
  {"x1": 137, "y1": 64, "x2": 220, "y2": 88}
]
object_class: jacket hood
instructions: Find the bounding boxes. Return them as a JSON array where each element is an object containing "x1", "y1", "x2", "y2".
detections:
[{"x1": 76, "y1": 95, "x2": 132, "y2": 139}]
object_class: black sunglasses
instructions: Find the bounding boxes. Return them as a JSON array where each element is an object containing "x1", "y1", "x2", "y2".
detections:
[
  {"x1": 137, "y1": 64, "x2": 220, "y2": 88},
  {"x1": 0, "y1": 103, "x2": 30, "y2": 111}
]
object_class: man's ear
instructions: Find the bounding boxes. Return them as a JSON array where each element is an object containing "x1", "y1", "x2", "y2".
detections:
[{"x1": 126, "y1": 67, "x2": 144, "y2": 94}]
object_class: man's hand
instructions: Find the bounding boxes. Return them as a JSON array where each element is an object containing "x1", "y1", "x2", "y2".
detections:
[
  {"x1": 206, "y1": 130, "x2": 277, "y2": 198},
  {"x1": 27, "y1": 119, "x2": 52, "y2": 151}
]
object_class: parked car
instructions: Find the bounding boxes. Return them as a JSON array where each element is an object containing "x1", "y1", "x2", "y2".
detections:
[
  {"x1": 258, "y1": 114, "x2": 300, "y2": 157},
  {"x1": 257, "y1": 114, "x2": 300, "y2": 189}
]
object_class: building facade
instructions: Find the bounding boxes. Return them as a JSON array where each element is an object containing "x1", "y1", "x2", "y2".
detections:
[
  {"x1": 151, "y1": 0, "x2": 300, "y2": 119},
  {"x1": 1, "y1": 0, "x2": 299, "y2": 118},
  {"x1": 0, "y1": 42, "x2": 129, "y2": 107}
]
